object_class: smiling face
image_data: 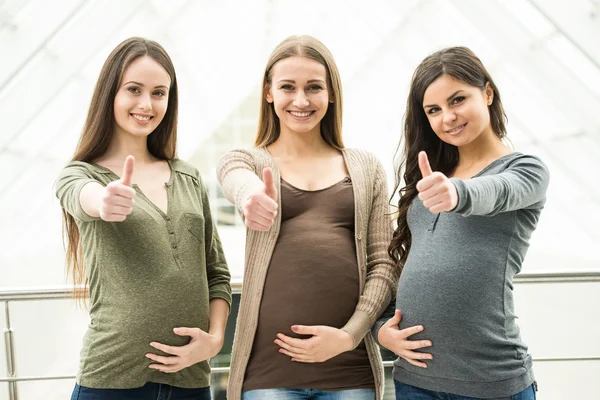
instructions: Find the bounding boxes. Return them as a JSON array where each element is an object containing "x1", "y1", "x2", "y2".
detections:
[
  {"x1": 422, "y1": 74, "x2": 494, "y2": 148},
  {"x1": 113, "y1": 56, "x2": 171, "y2": 140},
  {"x1": 266, "y1": 56, "x2": 331, "y2": 137}
]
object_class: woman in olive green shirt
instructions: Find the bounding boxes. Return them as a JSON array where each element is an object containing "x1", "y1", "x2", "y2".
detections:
[{"x1": 56, "y1": 37, "x2": 231, "y2": 400}]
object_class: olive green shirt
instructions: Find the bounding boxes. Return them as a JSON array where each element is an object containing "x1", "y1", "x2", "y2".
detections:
[{"x1": 56, "y1": 159, "x2": 232, "y2": 389}]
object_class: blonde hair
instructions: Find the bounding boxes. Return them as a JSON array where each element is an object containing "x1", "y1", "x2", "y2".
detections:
[{"x1": 254, "y1": 35, "x2": 344, "y2": 149}]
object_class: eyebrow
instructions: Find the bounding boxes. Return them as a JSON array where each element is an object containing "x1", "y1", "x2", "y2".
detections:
[
  {"x1": 123, "y1": 81, "x2": 169, "y2": 89},
  {"x1": 423, "y1": 90, "x2": 464, "y2": 108},
  {"x1": 277, "y1": 79, "x2": 326, "y2": 85}
]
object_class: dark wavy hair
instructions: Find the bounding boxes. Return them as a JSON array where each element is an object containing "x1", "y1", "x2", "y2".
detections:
[{"x1": 389, "y1": 46, "x2": 507, "y2": 266}]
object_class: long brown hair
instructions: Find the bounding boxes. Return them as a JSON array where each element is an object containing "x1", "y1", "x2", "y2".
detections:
[
  {"x1": 389, "y1": 46, "x2": 507, "y2": 266},
  {"x1": 254, "y1": 35, "x2": 344, "y2": 149},
  {"x1": 62, "y1": 37, "x2": 179, "y2": 300}
]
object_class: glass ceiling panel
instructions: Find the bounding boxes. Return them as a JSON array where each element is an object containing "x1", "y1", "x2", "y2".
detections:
[
  {"x1": 452, "y1": 0, "x2": 600, "y2": 138},
  {"x1": 2, "y1": 0, "x2": 600, "y2": 288},
  {"x1": 0, "y1": 0, "x2": 145, "y2": 152},
  {"x1": 528, "y1": 0, "x2": 600, "y2": 64},
  {"x1": 0, "y1": 0, "x2": 83, "y2": 86}
]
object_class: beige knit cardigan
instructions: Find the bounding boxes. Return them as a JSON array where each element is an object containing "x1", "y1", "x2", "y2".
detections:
[{"x1": 217, "y1": 147, "x2": 399, "y2": 400}]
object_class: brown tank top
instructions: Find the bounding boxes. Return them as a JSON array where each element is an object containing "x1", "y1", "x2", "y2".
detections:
[{"x1": 243, "y1": 177, "x2": 374, "y2": 391}]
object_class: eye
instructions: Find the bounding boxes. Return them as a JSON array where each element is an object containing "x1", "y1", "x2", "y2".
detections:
[
  {"x1": 152, "y1": 90, "x2": 166, "y2": 97},
  {"x1": 127, "y1": 86, "x2": 141, "y2": 94},
  {"x1": 451, "y1": 96, "x2": 465, "y2": 105},
  {"x1": 307, "y1": 85, "x2": 324, "y2": 92},
  {"x1": 426, "y1": 107, "x2": 439, "y2": 115},
  {"x1": 280, "y1": 84, "x2": 294, "y2": 91}
]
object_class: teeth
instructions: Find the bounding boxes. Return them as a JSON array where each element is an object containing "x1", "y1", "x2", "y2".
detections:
[
  {"x1": 132, "y1": 114, "x2": 151, "y2": 122},
  {"x1": 290, "y1": 111, "x2": 311, "y2": 117},
  {"x1": 448, "y1": 123, "x2": 465, "y2": 133}
]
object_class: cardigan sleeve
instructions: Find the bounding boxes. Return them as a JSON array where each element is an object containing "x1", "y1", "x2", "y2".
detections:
[
  {"x1": 216, "y1": 149, "x2": 266, "y2": 218},
  {"x1": 341, "y1": 155, "x2": 400, "y2": 348}
]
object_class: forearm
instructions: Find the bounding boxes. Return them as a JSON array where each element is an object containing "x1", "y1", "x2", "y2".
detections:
[
  {"x1": 79, "y1": 181, "x2": 104, "y2": 218},
  {"x1": 372, "y1": 298, "x2": 396, "y2": 347},
  {"x1": 208, "y1": 298, "x2": 229, "y2": 341},
  {"x1": 217, "y1": 150, "x2": 264, "y2": 210}
]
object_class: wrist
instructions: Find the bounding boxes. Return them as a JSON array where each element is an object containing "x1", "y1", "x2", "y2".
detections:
[
  {"x1": 208, "y1": 332, "x2": 224, "y2": 352},
  {"x1": 378, "y1": 327, "x2": 391, "y2": 349},
  {"x1": 339, "y1": 329, "x2": 354, "y2": 352}
]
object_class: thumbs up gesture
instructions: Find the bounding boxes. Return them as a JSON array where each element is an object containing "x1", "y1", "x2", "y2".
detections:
[
  {"x1": 416, "y1": 151, "x2": 458, "y2": 214},
  {"x1": 99, "y1": 155, "x2": 137, "y2": 222},
  {"x1": 242, "y1": 167, "x2": 278, "y2": 231}
]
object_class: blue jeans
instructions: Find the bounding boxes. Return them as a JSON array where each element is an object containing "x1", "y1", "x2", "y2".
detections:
[
  {"x1": 71, "y1": 383, "x2": 211, "y2": 400},
  {"x1": 242, "y1": 388, "x2": 376, "y2": 400},
  {"x1": 394, "y1": 380, "x2": 536, "y2": 400}
]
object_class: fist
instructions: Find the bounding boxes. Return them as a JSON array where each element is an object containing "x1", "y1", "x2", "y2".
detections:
[
  {"x1": 99, "y1": 155, "x2": 137, "y2": 222},
  {"x1": 416, "y1": 151, "x2": 458, "y2": 214},
  {"x1": 242, "y1": 167, "x2": 278, "y2": 231}
]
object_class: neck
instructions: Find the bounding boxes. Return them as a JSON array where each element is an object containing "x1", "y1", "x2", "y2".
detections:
[
  {"x1": 457, "y1": 130, "x2": 509, "y2": 166},
  {"x1": 102, "y1": 131, "x2": 156, "y2": 164},
  {"x1": 269, "y1": 127, "x2": 332, "y2": 157}
]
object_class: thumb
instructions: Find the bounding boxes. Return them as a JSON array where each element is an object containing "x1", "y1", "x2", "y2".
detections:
[
  {"x1": 121, "y1": 155, "x2": 135, "y2": 186},
  {"x1": 263, "y1": 167, "x2": 277, "y2": 201},
  {"x1": 386, "y1": 309, "x2": 402, "y2": 326},
  {"x1": 173, "y1": 327, "x2": 201, "y2": 338},
  {"x1": 418, "y1": 151, "x2": 433, "y2": 178},
  {"x1": 291, "y1": 325, "x2": 318, "y2": 336}
]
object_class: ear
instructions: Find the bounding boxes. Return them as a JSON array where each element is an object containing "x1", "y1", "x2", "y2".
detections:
[
  {"x1": 484, "y1": 81, "x2": 494, "y2": 106},
  {"x1": 265, "y1": 85, "x2": 273, "y2": 103}
]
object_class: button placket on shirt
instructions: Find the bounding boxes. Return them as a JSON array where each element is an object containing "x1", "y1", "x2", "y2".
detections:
[{"x1": 427, "y1": 213, "x2": 441, "y2": 232}]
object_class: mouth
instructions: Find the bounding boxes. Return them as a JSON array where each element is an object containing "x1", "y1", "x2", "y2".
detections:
[
  {"x1": 445, "y1": 122, "x2": 467, "y2": 135},
  {"x1": 287, "y1": 110, "x2": 315, "y2": 120},
  {"x1": 131, "y1": 113, "x2": 153, "y2": 125}
]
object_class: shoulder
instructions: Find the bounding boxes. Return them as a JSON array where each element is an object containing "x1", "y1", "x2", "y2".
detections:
[
  {"x1": 219, "y1": 147, "x2": 269, "y2": 162},
  {"x1": 502, "y1": 152, "x2": 549, "y2": 179},
  {"x1": 342, "y1": 148, "x2": 378, "y2": 163},
  {"x1": 169, "y1": 158, "x2": 198, "y2": 177},
  {"x1": 342, "y1": 148, "x2": 385, "y2": 174},
  {"x1": 217, "y1": 147, "x2": 273, "y2": 174},
  {"x1": 57, "y1": 161, "x2": 112, "y2": 180},
  {"x1": 169, "y1": 159, "x2": 203, "y2": 185},
  {"x1": 504, "y1": 152, "x2": 548, "y2": 169}
]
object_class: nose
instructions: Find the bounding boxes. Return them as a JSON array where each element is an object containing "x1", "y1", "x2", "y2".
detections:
[
  {"x1": 137, "y1": 94, "x2": 152, "y2": 111},
  {"x1": 442, "y1": 109, "x2": 457, "y2": 125},
  {"x1": 293, "y1": 91, "x2": 309, "y2": 108}
]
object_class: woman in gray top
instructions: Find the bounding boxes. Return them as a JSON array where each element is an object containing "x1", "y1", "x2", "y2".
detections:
[{"x1": 374, "y1": 47, "x2": 548, "y2": 399}]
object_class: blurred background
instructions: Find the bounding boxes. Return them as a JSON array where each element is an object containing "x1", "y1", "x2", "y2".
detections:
[{"x1": 1, "y1": 0, "x2": 599, "y2": 398}]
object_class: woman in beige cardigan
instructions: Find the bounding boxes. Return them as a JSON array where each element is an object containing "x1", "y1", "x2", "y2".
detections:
[{"x1": 217, "y1": 35, "x2": 400, "y2": 400}]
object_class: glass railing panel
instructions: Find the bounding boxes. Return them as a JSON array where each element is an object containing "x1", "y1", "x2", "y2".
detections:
[
  {"x1": 0, "y1": 303, "x2": 7, "y2": 378},
  {"x1": 13, "y1": 379, "x2": 75, "y2": 400},
  {"x1": 514, "y1": 282, "x2": 600, "y2": 361},
  {"x1": 534, "y1": 360, "x2": 600, "y2": 399},
  {"x1": 0, "y1": 383, "x2": 7, "y2": 400},
  {"x1": 210, "y1": 371, "x2": 228, "y2": 400},
  {"x1": 7, "y1": 299, "x2": 87, "y2": 379}
]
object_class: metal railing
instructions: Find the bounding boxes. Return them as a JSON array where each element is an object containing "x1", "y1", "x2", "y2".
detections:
[{"x1": 2, "y1": 271, "x2": 600, "y2": 398}]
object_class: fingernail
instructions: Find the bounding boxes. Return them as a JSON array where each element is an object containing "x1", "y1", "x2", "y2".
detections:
[{"x1": 418, "y1": 326, "x2": 423, "y2": 331}]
